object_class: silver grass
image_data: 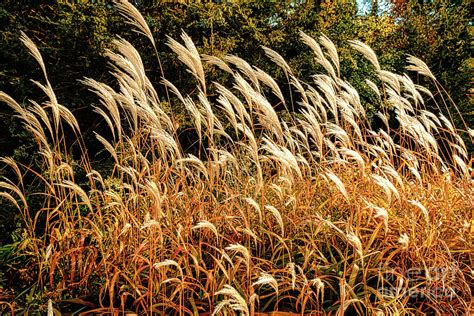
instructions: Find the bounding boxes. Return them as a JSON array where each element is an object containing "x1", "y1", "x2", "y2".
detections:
[
  {"x1": 241, "y1": 227, "x2": 261, "y2": 243},
  {"x1": 300, "y1": 31, "x2": 324, "y2": 61},
  {"x1": 57, "y1": 180, "x2": 92, "y2": 212},
  {"x1": 47, "y1": 299, "x2": 53, "y2": 316},
  {"x1": 415, "y1": 84, "x2": 435, "y2": 100},
  {"x1": 290, "y1": 75, "x2": 309, "y2": 104},
  {"x1": 140, "y1": 214, "x2": 160, "y2": 230},
  {"x1": 192, "y1": 220, "x2": 219, "y2": 240},
  {"x1": 262, "y1": 138, "x2": 302, "y2": 178},
  {"x1": 29, "y1": 101, "x2": 53, "y2": 140},
  {"x1": 408, "y1": 200, "x2": 429, "y2": 222},
  {"x1": 213, "y1": 285, "x2": 249, "y2": 316},
  {"x1": 202, "y1": 54, "x2": 234, "y2": 74},
  {"x1": 112, "y1": 38, "x2": 146, "y2": 87},
  {"x1": 198, "y1": 91, "x2": 217, "y2": 138},
  {"x1": 320, "y1": 33, "x2": 340, "y2": 76},
  {"x1": 349, "y1": 39, "x2": 380, "y2": 70},
  {"x1": 150, "y1": 128, "x2": 181, "y2": 160},
  {"x1": 400, "y1": 74, "x2": 424, "y2": 107},
  {"x1": 225, "y1": 243, "x2": 250, "y2": 264},
  {"x1": 20, "y1": 33, "x2": 60, "y2": 130},
  {"x1": 406, "y1": 55, "x2": 435, "y2": 81},
  {"x1": 398, "y1": 233, "x2": 409, "y2": 249},
  {"x1": 365, "y1": 79, "x2": 381, "y2": 98},
  {"x1": 326, "y1": 123, "x2": 351, "y2": 148},
  {"x1": 217, "y1": 95, "x2": 239, "y2": 134},
  {"x1": 311, "y1": 277, "x2": 325, "y2": 302},
  {"x1": 118, "y1": 223, "x2": 132, "y2": 237},
  {"x1": 376, "y1": 112, "x2": 390, "y2": 130},
  {"x1": 0, "y1": 189, "x2": 24, "y2": 211},
  {"x1": 300, "y1": 31, "x2": 336, "y2": 78},
  {"x1": 313, "y1": 75, "x2": 338, "y2": 123},
  {"x1": 381, "y1": 165, "x2": 404, "y2": 189},
  {"x1": 95, "y1": 133, "x2": 118, "y2": 163},
  {"x1": 306, "y1": 86, "x2": 328, "y2": 123},
  {"x1": 183, "y1": 97, "x2": 203, "y2": 145},
  {"x1": 240, "y1": 84, "x2": 283, "y2": 143},
  {"x1": 367, "y1": 203, "x2": 389, "y2": 231},
  {"x1": 287, "y1": 262, "x2": 297, "y2": 290},
  {"x1": 58, "y1": 103, "x2": 80, "y2": 133},
  {"x1": 346, "y1": 231, "x2": 363, "y2": 259},
  {"x1": 167, "y1": 32, "x2": 206, "y2": 92},
  {"x1": 339, "y1": 148, "x2": 365, "y2": 172},
  {"x1": 439, "y1": 114, "x2": 455, "y2": 134},
  {"x1": 115, "y1": 0, "x2": 156, "y2": 48},
  {"x1": 253, "y1": 66, "x2": 285, "y2": 104},
  {"x1": 177, "y1": 154, "x2": 209, "y2": 180},
  {"x1": 338, "y1": 78, "x2": 365, "y2": 118},
  {"x1": 453, "y1": 155, "x2": 469, "y2": 178},
  {"x1": 142, "y1": 180, "x2": 166, "y2": 217},
  {"x1": 215, "y1": 82, "x2": 251, "y2": 125},
  {"x1": 0, "y1": 158, "x2": 22, "y2": 183},
  {"x1": 224, "y1": 55, "x2": 260, "y2": 89},
  {"x1": 20, "y1": 31, "x2": 47, "y2": 78},
  {"x1": 252, "y1": 272, "x2": 279, "y2": 295},
  {"x1": 83, "y1": 78, "x2": 122, "y2": 139},
  {"x1": 379, "y1": 70, "x2": 401, "y2": 95},
  {"x1": 233, "y1": 73, "x2": 255, "y2": 111},
  {"x1": 153, "y1": 259, "x2": 184, "y2": 279},
  {"x1": 323, "y1": 171, "x2": 349, "y2": 202},
  {"x1": 262, "y1": 46, "x2": 292, "y2": 76},
  {"x1": 265, "y1": 205, "x2": 285, "y2": 236},
  {"x1": 371, "y1": 174, "x2": 399, "y2": 203},
  {"x1": 244, "y1": 197, "x2": 263, "y2": 224}
]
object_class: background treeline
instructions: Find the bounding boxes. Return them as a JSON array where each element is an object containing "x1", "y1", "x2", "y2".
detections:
[{"x1": 0, "y1": 0, "x2": 471, "y2": 243}]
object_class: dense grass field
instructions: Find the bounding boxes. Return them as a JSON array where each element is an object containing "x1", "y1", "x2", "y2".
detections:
[{"x1": 0, "y1": 2, "x2": 472, "y2": 315}]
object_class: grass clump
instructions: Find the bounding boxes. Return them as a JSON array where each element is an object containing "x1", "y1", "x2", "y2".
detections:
[{"x1": 0, "y1": 2, "x2": 472, "y2": 315}]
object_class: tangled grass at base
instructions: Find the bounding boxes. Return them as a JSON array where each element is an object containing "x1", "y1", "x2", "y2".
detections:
[{"x1": 0, "y1": 2, "x2": 473, "y2": 314}]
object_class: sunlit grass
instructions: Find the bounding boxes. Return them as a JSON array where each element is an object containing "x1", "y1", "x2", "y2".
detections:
[{"x1": 0, "y1": 2, "x2": 472, "y2": 315}]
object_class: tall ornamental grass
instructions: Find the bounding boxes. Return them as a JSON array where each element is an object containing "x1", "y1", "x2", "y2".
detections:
[{"x1": 0, "y1": 1, "x2": 472, "y2": 314}]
